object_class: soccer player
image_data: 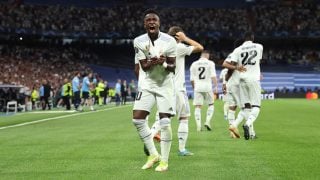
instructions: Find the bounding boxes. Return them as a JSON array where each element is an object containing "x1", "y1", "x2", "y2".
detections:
[
  {"x1": 132, "y1": 9, "x2": 177, "y2": 172},
  {"x1": 72, "y1": 71, "x2": 81, "y2": 110},
  {"x1": 222, "y1": 51, "x2": 246, "y2": 138},
  {"x1": 149, "y1": 26, "x2": 204, "y2": 156},
  {"x1": 223, "y1": 32, "x2": 263, "y2": 140},
  {"x1": 190, "y1": 51, "x2": 218, "y2": 132},
  {"x1": 219, "y1": 68, "x2": 229, "y2": 120}
]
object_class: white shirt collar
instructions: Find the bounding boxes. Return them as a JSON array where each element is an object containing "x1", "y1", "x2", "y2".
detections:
[{"x1": 243, "y1": 41, "x2": 253, "y2": 45}]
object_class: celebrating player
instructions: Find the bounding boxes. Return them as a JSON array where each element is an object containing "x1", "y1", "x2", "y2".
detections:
[
  {"x1": 190, "y1": 51, "x2": 218, "y2": 132},
  {"x1": 223, "y1": 32, "x2": 263, "y2": 140},
  {"x1": 222, "y1": 40, "x2": 246, "y2": 138},
  {"x1": 132, "y1": 9, "x2": 177, "y2": 172},
  {"x1": 149, "y1": 26, "x2": 203, "y2": 156}
]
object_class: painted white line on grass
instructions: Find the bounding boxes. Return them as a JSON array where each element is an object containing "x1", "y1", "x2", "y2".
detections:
[
  {"x1": 28, "y1": 110, "x2": 77, "y2": 114},
  {"x1": 0, "y1": 105, "x2": 130, "y2": 130}
]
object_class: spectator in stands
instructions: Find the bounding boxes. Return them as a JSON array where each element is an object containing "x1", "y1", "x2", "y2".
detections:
[{"x1": 1, "y1": 2, "x2": 319, "y2": 39}]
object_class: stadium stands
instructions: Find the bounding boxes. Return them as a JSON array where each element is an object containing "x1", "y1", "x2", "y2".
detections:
[{"x1": 1, "y1": 2, "x2": 320, "y2": 38}]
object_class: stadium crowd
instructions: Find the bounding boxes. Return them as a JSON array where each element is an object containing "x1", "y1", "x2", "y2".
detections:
[
  {"x1": 0, "y1": 2, "x2": 319, "y2": 37},
  {"x1": 0, "y1": 45, "x2": 95, "y2": 91}
]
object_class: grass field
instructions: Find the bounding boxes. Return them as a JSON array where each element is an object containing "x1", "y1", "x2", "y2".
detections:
[{"x1": 0, "y1": 99, "x2": 320, "y2": 179}]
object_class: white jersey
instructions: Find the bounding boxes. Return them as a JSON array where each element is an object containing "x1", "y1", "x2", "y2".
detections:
[
  {"x1": 225, "y1": 52, "x2": 240, "y2": 86},
  {"x1": 219, "y1": 68, "x2": 228, "y2": 84},
  {"x1": 175, "y1": 43, "x2": 194, "y2": 92},
  {"x1": 231, "y1": 41, "x2": 263, "y2": 81},
  {"x1": 190, "y1": 58, "x2": 216, "y2": 92},
  {"x1": 134, "y1": 32, "x2": 177, "y2": 89},
  {"x1": 134, "y1": 58, "x2": 146, "y2": 91}
]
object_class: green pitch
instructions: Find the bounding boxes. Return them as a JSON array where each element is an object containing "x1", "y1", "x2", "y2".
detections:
[{"x1": 0, "y1": 99, "x2": 319, "y2": 179}]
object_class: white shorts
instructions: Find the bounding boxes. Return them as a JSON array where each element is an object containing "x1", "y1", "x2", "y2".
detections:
[
  {"x1": 226, "y1": 84, "x2": 241, "y2": 107},
  {"x1": 222, "y1": 93, "x2": 228, "y2": 102},
  {"x1": 239, "y1": 80, "x2": 261, "y2": 107},
  {"x1": 176, "y1": 91, "x2": 191, "y2": 119},
  {"x1": 193, "y1": 91, "x2": 214, "y2": 106},
  {"x1": 133, "y1": 83, "x2": 176, "y2": 115}
]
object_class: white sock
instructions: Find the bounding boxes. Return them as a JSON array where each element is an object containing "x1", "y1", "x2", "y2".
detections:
[
  {"x1": 205, "y1": 105, "x2": 214, "y2": 125},
  {"x1": 234, "y1": 110, "x2": 246, "y2": 127},
  {"x1": 132, "y1": 119, "x2": 158, "y2": 156},
  {"x1": 223, "y1": 102, "x2": 229, "y2": 120},
  {"x1": 227, "y1": 109, "x2": 235, "y2": 126},
  {"x1": 150, "y1": 119, "x2": 160, "y2": 137},
  {"x1": 244, "y1": 108, "x2": 251, "y2": 125},
  {"x1": 178, "y1": 119, "x2": 189, "y2": 152},
  {"x1": 249, "y1": 124, "x2": 256, "y2": 136},
  {"x1": 160, "y1": 117, "x2": 172, "y2": 162},
  {"x1": 194, "y1": 107, "x2": 201, "y2": 129},
  {"x1": 90, "y1": 105, "x2": 94, "y2": 110},
  {"x1": 246, "y1": 107, "x2": 260, "y2": 126}
]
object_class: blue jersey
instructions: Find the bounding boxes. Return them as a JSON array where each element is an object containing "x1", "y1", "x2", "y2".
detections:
[
  {"x1": 92, "y1": 78, "x2": 97, "y2": 85},
  {"x1": 115, "y1": 82, "x2": 121, "y2": 94},
  {"x1": 82, "y1": 76, "x2": 90, "y2": 92},
  {"x1": 39, "y1": 86, "x2": 44, "y2": 97},
  {"x1": 72, "y1": 76, "x2": 80, "y2": 92}
]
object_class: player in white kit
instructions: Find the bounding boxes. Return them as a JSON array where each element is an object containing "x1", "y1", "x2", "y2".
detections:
[
  {"x1": 149, "y1": 26, "x2": 204, "y2": 156},
  {"x1": 132, "y1": 10, "x2": 177, "y2": 172},
  {"x1": 219, "y1": 68, "x2": 229, "y2": 120},
  {"x1": 223, "y1": 32, "x2": 263, "y2": 140},
  {"x1": 190, "y1": 51, "x2": 218, "y2": 132}
]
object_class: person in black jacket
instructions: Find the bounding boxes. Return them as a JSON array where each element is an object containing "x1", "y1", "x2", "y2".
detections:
[
  {"x1": 104, "y1": 81, "x2": 109, "y2": 105},
  {"x1": 121, "y1": 80, "x2": 128, "y2": 105},
  {"x1": 42, "y1": 79, "x2": 51, "y2": 110}
]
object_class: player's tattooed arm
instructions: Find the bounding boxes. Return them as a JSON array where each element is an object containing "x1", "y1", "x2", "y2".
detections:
[
  {"x1": 225, "y1": 69, "x2": 234, "y2": 81},
  {"x1": 139, "y1": 59, "x2": 157, "y2": 72},
  {"x1": 222, "y1": 61, "x2": 246, "y2": 72}
]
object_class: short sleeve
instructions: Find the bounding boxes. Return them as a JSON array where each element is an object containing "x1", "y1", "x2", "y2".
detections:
[
  {"x1": 177, "y1": 43, "x2": 194, "y2": 57},
  {"x1": 85, "y1": 78, "x2": 90, "y2": 85},
  {"x1": 225, "y1": 52, "x2": 238, "y2": 64},
  {"x1": 134, "y1": 39, "x2": 146, "y2": 62},
  {"x1": 165, "y1": 39, "x2": 177, "y2": 57}
]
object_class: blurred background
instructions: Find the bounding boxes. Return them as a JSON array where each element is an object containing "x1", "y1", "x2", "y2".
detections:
[{"x1": 0, "y1": 0, "x2": 319, "y2": 112}]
